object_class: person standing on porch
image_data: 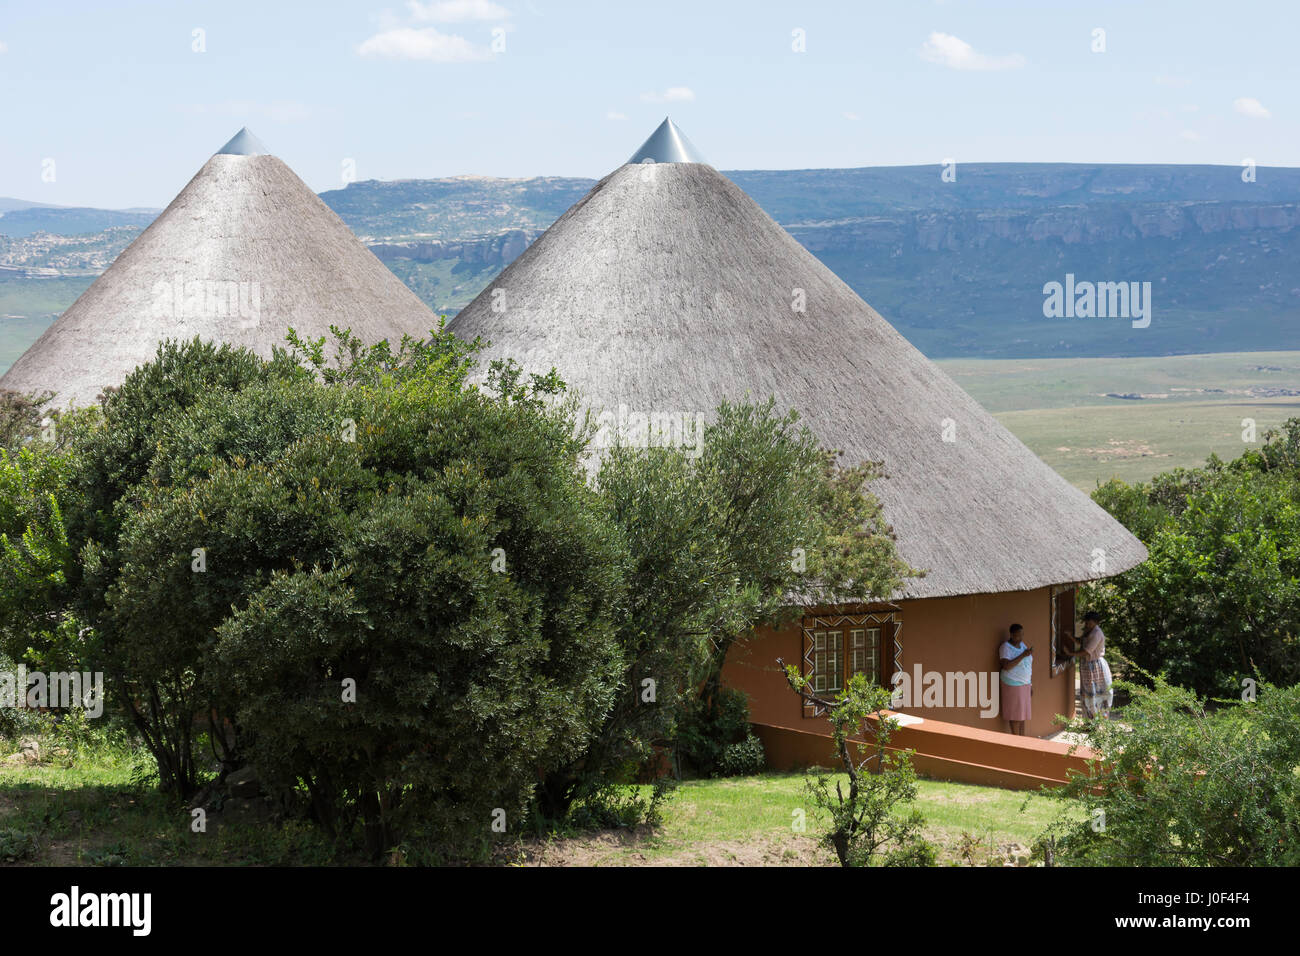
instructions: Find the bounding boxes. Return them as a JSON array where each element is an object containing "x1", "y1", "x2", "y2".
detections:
[
  {"x1": 1064, "y1": 610, "x2": 1112, "y2": 719},
  {"x1": 998, "y1": 624, "x2": 1033, "y2": 735}
]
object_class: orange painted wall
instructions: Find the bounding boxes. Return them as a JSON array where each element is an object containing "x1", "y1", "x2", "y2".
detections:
[{"x1": 722, "y1": 587, "x2": 1075, "y2": 741}]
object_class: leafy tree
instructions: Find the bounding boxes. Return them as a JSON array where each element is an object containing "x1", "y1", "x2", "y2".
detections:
[
  {"x1": 782, "y1": 663, "x2": 935, "y2": 867},
  {"x1": 0, "y1": 388, "x2": 55, "y2": 451},
  {"x1": 100, "y1": 328, "x2": 626, "y2": 857},
  {"x1": 688, "y1": 402, "x2": 915, "y2": 704},
  {"x1": 2, "y1": 327, "x2": 914, "y2": 859},
  {"x1": 1041, "y1": 675, "x2": 1300, "y2": 866},
  {"x1": 0, "y1": 407, "x2": 91, "y2": 672},
  {"x1": 534, "y1": 400, "x2": 914, "y2": 819},
  {"x1": 1088, "y1": 419, "x2": 1300, "y2": 695},
  {"x1": 50, "y1": 339, "x2": 308, "y2": 794}
]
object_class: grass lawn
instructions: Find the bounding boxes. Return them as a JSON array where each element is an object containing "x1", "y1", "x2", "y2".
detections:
[
  {"x1": 0, "y1": 737, "x2": 1072, "y2": 866},
  {"x1": 0, "y1": 741, "x2": 350, "y2": 866},
  {"x1": 513, "y1": 773, "x2": 1069, "y2": 866}
]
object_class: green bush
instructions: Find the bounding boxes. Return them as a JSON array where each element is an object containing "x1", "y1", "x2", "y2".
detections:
[
  {"x1": 0, "y1": 652, "x2": 49, "y2": 740},
  {"x1": 676, "y1": 686, "x2": 765, "y2": 777},
  {"x1": 0, "y1": 387, "x2": 53, "y2": 451},
  {"x1": 1089, "y1": 419, "x2": 1300, "y2": 696},
  {"x1": 102, "y1": 332, "x2": 625, "y2": 857},
  {"x1": 536, "y1": 400, "x2": 911, "y2": 817},
  {"x1": 1043, "y1": 676, "x2": 1300, "y2": 866},
  {"x1": 0, "y1": 439, "x2": 81, "y2": 673},
  {"x1": 718, "y1": 736, "x2": 767, "y2": 777},
  {"x1": 1, "y1": 327, "x2": 911, "y2": 862},
  {"x1": 0, "y1": 828, "x2": 38, "y2": 863},
  {"x1": 566, "y1": 778, "x2": 677, "y2": 831}
]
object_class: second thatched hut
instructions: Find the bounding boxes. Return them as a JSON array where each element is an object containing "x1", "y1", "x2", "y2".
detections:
[{"x1": 449, "y1": 119, "x2": 1147, "y2": 778}]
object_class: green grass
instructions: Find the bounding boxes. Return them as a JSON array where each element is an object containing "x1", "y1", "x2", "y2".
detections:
[
  {"x1": 937, "y1": 351, "x2": 1300, "y2": 489},
  {"x1": 0, "y1": 277, "x2": 93, "y2": 373},
  {"x1": 610, "y1": 774, "x2": 1061, "y2": 865},
  {"x1": 0, "y1": 276, "x2": 91, "y2": 320},
  {"x1": 0, "y1": 737, "x2": 348, "y2": 866},
  {"x1": 1, "y1": 736, "x2": 1071, "y2": 866},
  {"x1": 517, "y1": 773, "x2": 1071, "y2": 866}
]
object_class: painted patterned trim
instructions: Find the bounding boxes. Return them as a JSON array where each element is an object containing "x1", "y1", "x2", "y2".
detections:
[
  {"x1": 801, "y1": 611, "x2": 900, "y2": 718},
  {"x1": 1050, "y1": 584, "x2": 1075, "y2": 677},
  {"x1": 893, "y1": 616, "x2": 903, "y2": 682}
]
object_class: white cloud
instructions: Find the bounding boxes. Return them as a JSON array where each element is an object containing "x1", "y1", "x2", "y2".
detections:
[
  {"x1": 358, "y1": 27, "x2": 490, "y2": 62},
  {"x1": 919, "y1": 32, "x2": 1025, "y2": 71},
  {"x1": 1233, "y1": 97, "x2": 1271, "y2": 119},
  {"x1": 0, "y1": 41, "x2": 8, "y2": 54},
  {"x1": 407, "y1": 0, "x2": 509, "y2": 21},
  {"x1": 1154, "y1": 74, "x2": 1192, "y2": 89},
  {"x1": 1179, "y1": 129, "x2": 1201, "y2": 142},
  {"x1": 640, "y1": 86, "x2": 695, "y2": 103},
  {"x1": 843, "y1": 111, "x2": 862, "y2": 121},
  {"x1": 607, "y1": 111, "x2": 627, "y2": 121}
]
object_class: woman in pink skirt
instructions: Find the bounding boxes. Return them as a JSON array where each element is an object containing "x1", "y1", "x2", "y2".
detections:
[{"x1": 999, "y1": 623, "x2": 1033, "y2": 735}]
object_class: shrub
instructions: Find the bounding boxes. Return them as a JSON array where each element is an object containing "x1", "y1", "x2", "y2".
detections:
[
  {"x1": 106, "y1": 331, "x2": 626, "y2": 857},
  {"x1": 49, "y1": 339, "x2": 306, "y2": 795},
  {"x1": 718, "y1": 736, "x2": 767, "y2": 778},
  {"x1": 1088, "y1": 419, "x2": 1300, "y2": 696},
  {"x1": 0, "y1": 652, "x2": 49, "y2": 740},
  {"x1": 783, "y1": 666, "x2": 935, "y2": 867},
  {"x1": 1042, "y1": 675, "x2": 1300, "y2": 867},
  {"x1": 0, "y1": 828, "x2": 38, "y2": 863},
  {"x1": 566, "y1": 778, "x2": 677, "y2": 831},
  {"x1": 0, "y1": 388, "x2": 54, "y2": 451},
  {"x1": 0, "y1": 440, "x2": 80, "y2": 672},
  {"x1": 537, "y1": 401, "x2": 912, "y2": 817},
  {"x1": 676, "y1": 687, "x2": 765, "y2": 777}
]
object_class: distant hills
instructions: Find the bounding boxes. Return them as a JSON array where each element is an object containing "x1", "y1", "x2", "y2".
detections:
[
  {"x1": 0, "y1": 199, "x2": 57, "y2": 213},
  {"x1": 0, "y1": 198, "x2": 160, "y2": 238},
  {"x1": 2, "y1": 163, "x2": 1298, "y2": 366}
]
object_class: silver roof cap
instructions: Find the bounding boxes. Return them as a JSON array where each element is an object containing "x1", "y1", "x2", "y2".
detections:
[
  {"x1": 627, "y1": 118, "x2": 707, "y2": 165},
  {"x1": 216, "y1": 127, "x2": 269, "y2": 157}
]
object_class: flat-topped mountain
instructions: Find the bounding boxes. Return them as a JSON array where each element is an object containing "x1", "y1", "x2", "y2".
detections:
[{"x1": 3, "y1": 163, "x2": 1297, "y2": 365}]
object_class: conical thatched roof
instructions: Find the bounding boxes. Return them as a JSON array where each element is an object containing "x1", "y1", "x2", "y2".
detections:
[
  {"x1": 1, "y1": 129, "x2": 438, "y2": 408},
  {"x1": 448, "y1": 122, "x2": 1147, "y2": 600}
]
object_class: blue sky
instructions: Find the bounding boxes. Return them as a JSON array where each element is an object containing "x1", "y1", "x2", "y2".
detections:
[{"x1": 0, "y1": 0, "x2": 1295, "y2": 207}]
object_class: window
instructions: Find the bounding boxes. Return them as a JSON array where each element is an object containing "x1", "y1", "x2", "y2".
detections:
[
  {"x1": 811, "y1": 628, "x2": 879, "y2": 691},
  {"x1": 1050, "y1": 586, "x2": 1076, "y2": 676},
  {"x1": 848, "y1": 627, "x2": 880, "y2": 684},
  {"x1": 802, "y1": 612, "x2": 899, "y2": 718},
  {"x1": 811, "y1": 630, "x2": 843, "y2": 692}
]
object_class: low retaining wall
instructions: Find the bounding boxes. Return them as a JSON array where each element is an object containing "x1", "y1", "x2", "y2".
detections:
[{"x1": 754, "y1": 711, "x2": 1094, "y2": 791}]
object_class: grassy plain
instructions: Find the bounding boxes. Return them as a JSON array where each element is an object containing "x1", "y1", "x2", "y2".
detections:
[{"x1": 938, "y1": 351, "x2": 1300, "y2": 489}]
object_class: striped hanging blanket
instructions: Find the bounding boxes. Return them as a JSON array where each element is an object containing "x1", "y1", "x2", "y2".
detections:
[{"x1": 1080, "y1": 656, "x2": 1112, "y2": 719}]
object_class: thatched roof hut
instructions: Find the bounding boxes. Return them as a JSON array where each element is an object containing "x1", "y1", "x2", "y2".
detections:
[
  {"x1": 449, "y1": 119, "x2": 1147, "y2": 601},
  {"x1": 0, "y1": 128, "x2": 439, "y2": 408}
]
